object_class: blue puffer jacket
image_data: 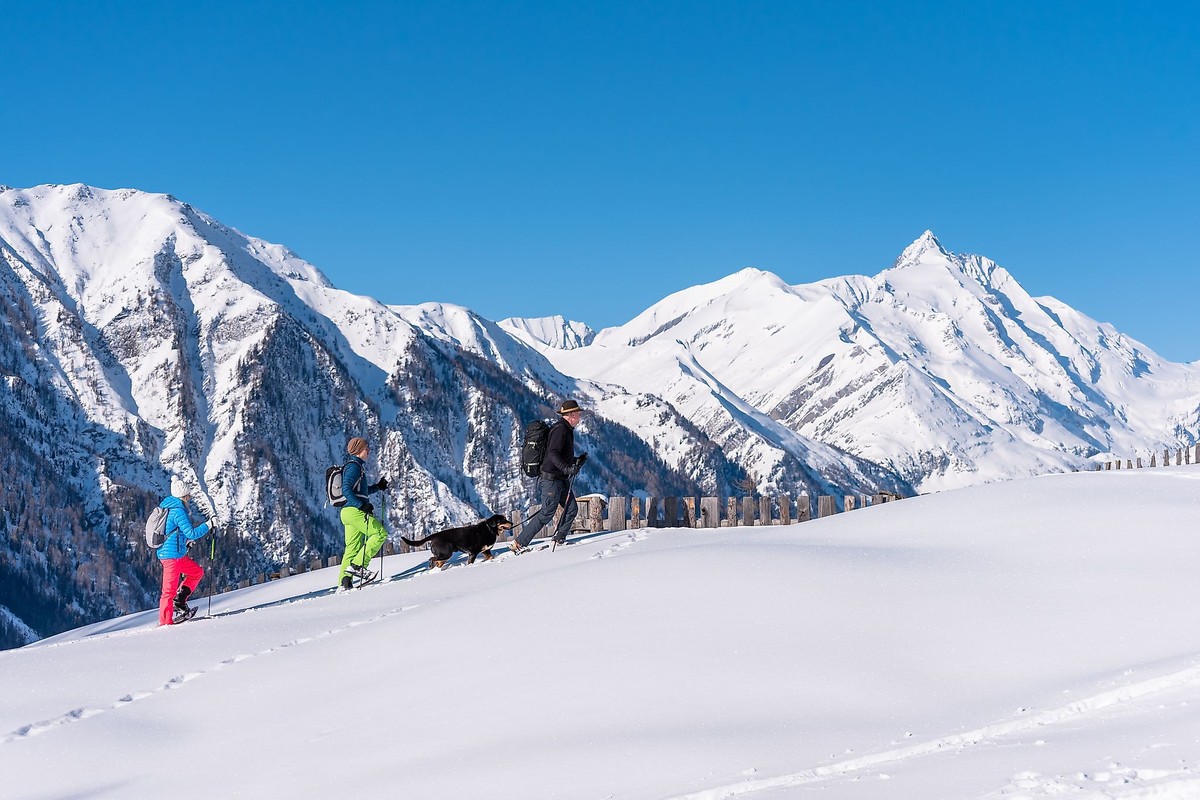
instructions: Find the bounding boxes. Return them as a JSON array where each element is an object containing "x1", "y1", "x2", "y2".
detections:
[
  {"x1": 155, "y1": 496, "x2": 212, "y2": 560},
  {"x1": 341, "y1": 455, "x2": 369, "y2": 510}
]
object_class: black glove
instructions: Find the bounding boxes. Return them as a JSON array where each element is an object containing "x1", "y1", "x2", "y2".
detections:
[
  {"x1": 566, "y1": 463, "x2": 581, "y2": 478},
  {"x1": 362, "y1": 501, "x2": 375, "y2": 516},
  {"x1": 574, "y1": 452, "x2": 588, "y2": 468},
  {"x1": 369, "y1": 476, "x2": 389, "y2": 492}
]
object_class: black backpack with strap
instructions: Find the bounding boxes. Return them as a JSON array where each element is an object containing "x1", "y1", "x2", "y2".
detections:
[{"x1": 520, "y1": 420, "x2": 551, "y2": 478}]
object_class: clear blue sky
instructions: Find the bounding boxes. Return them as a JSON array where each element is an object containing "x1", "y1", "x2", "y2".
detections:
[{"x1": 3, "y1": 1, "x2": 1197, "y2": 360}]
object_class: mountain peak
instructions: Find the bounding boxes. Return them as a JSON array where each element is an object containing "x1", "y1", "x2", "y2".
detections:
[{"x1": 895, "y1": 230, "x2": 950, "y2": 267}]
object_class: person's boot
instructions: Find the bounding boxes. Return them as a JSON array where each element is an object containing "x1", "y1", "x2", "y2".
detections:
[
  {"x1": 172, "y1": 584, "x2": 195, "y2": 623},
  {"x1": 173, "y1": 583, "x2": 192, "y2": 612},
  {"x1": 338, "y1": 575, "x2": 353, "y2": 592}
]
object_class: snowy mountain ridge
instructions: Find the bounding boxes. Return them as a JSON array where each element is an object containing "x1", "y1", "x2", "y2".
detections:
[{"x1": 520, "y1": 230, "x2": 1200, "y2": 492}]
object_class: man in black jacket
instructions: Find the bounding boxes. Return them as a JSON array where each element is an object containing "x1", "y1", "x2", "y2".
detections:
[{"x1": 513, "y1": 399, "x2": 588, "y2": 552}]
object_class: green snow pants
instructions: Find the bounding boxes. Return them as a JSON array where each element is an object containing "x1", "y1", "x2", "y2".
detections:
[{"x1": 338, "y1": 506, "x2": 388, "y2": 584}]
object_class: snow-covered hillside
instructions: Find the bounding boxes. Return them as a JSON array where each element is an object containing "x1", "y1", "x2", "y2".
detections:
[
  {"x1": 522, "y1": 231, "x2": 1200, "y2": 492},
  {"x1": 0, "y1": 184, "x2": 757, "y2": 649},
  {"x1": 5, "y1": 468, "x2": 1200, "y2": 799}
]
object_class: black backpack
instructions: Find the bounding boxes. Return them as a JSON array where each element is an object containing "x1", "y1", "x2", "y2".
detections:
[
  {"x1": 520, "y1": 420, "x2": 550, "y2": 478},
  {"x1": 325, "y1": 463, "x2": 350, "y2": 507}
]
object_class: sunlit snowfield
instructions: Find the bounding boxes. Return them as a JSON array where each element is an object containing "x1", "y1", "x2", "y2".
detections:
[{"x1": 4, "y1": 468, "x2": 1200, "y2": 799}]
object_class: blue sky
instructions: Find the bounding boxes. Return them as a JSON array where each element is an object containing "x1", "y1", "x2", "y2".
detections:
[{"x1": 3, "y1": 1, "x2": 1197, "y2": 360}]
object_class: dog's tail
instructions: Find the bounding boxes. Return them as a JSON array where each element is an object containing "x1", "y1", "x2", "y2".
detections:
[{"x1": 401, "y1": 534, "x2": 434, "y2": 547}]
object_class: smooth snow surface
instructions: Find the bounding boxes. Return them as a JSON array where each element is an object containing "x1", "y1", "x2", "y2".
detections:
[{"x1": 4, "y1": 469, "x2": 1200, "y2": 799}]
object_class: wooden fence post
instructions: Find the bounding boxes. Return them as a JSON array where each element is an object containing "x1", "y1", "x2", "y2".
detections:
[
  {"x1": 797, "y1": 494, "x2": 812, "y2": 522},
  {"x1": 779, "y1": 495, "x2": 791, "y2": 525},
  {"x1": 759, "y1": 496, "x2": 771, "y2": 526},
  {"x1": 607, "y1": 496, "x2": 627, "y2": 531},
  {"x1": 818, "y1": 495, "x2": 837, "y2": 518},
  {"x1": 630, "y1": 497, "x2": 641, "y2": 530},
  {"x1": 741, "y1": 497, "x2": 756, "y2": 526},
  {"x1": 844, "y1": 495, "x2": 857, "y2": 511},
  {"x1": 646, "y1": 497, "x2": 659, "y2": 528},
  {"x1": 1165, "y1": 448, "x2": 1171, "y2": 466},
  {"x1": 726, "y1": 497, "x2": 738, "y2": 527},
  {"x1": 588, "y1": 497, "x2": 603, "y2": 531},
  {"x1": 1136, "y1": 458, "x2": 1143, "y2": 468},
  {"x1": 664, "y1": 497, "x2": 678, "y2": 528},
  {"x1": 683, "y1": 497, "x2": 697, "y2": 527},
  {"x1": 700, "y1": 497, "x2": 720, "y2": 528}
]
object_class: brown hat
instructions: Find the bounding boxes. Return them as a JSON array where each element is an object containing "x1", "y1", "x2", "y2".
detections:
[
  {"x1": 558, "y1": 400, "x2": 584, "y2": 415},
  {"x1": 347, "y1": 437, "x2": 369, "y2": 456}
]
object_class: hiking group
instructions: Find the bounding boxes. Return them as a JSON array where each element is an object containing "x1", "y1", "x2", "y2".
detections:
[{"x1": 153, "y1": 398, "x2": 589, "y2": 623}]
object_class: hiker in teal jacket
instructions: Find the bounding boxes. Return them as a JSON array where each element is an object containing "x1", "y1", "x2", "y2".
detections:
[
  {"x1": 338, "y1": 436, "x2": 389, "y2": 590},
  {"x1": 157, "y1": 476, "x2": 216, "y2": 625}
]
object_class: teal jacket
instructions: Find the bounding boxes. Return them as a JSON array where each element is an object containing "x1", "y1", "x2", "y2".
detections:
[{"x1": 155, "y1": 496, "x2": 212, "y2": 560}]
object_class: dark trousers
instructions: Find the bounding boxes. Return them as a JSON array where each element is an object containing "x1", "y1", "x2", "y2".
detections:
[{"x1": 517, "y1": 476, "x2": 577, "y2": 546}]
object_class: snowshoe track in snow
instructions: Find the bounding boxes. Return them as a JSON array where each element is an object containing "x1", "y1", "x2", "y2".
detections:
[
  {"x1": 667, "y1": 658, "x2": 1200, "y2": 799},
  {"x1": 0, "y1": 604, "x2": 414, "y2": 746}
]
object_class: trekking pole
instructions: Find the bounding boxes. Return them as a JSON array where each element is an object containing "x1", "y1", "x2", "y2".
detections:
[
  {"x1": 551, "y1": 473, "x2": 580, "y2": 553},
  {"x1": 379, "y1": 488, "x2": 387, "y2": 582},
  {"x1": 208, "y1": 532, "x2": 215, "y2": 618},
  {"x1": 193, "y1": 498, "x2": 217, "y2": 618}
]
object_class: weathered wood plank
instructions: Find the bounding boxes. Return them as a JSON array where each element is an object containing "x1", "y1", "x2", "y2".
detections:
[
  {"x1": 742, "y1": 496, "x2": 756, "y2": 526},
  {"x1": 683, "y1": 497, "x2": 697, "y2": 527},
  {"x1": 607, "y1": 496, "x2": 627, "y2": 531},
  {"x1": 818, "y1": 495, "x2": 836, "y2": 518}
]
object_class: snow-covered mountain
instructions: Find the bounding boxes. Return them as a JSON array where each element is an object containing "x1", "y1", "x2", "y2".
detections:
[
  {"x1": 3, "y1": 183, "x2": 1196, "y2": 651},
  {"x1": 521, "y1": 231, "x2": 1200, "y2": 492},
  {"x1": 499, "y1": 313, "x2": 595, "y2": 350},
  {"x1": 0, "y1": 184, "x2": 900, "y2": 650}
]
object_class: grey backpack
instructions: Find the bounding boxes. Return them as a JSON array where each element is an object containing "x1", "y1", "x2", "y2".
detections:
[{"x1": 145, "y1": 506, "x2": 169, "y2": 548}]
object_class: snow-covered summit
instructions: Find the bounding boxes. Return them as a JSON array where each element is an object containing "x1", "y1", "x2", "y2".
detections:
[
  {"x1": 893, "y1": 228, "x2": 951, "y2": 265},
  {"x1": 498, "y1": 313, "x2": 596, "y2": 350},
  {"x1": 534, "y1": 234, "x2": 1200, "y2": 492}
]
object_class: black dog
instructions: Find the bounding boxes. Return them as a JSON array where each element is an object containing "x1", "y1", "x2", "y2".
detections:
[{"x1": 401, "y1": 514, "x2": 513, "y2": 569}]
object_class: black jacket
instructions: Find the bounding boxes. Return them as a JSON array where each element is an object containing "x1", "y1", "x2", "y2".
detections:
[{"x1": 539, "y1": 418, "x2": 576, "y2": 480}]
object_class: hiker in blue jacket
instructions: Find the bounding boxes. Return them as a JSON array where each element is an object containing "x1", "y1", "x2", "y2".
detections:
[
  {"x1": 157, "y1": 476, "x2": 216, "y2": 625},
  {"x1": 337, "y1": 436, "x2": 390, "y2": 590}
]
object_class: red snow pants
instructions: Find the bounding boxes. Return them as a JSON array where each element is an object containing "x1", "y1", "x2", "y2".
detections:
[{"x1": 158, "y1": 556, "x2": 204, "y2": 626}]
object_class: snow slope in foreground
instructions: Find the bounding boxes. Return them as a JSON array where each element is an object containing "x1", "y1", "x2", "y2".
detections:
[{"x1": 3, "y1": 469, "x2": 1200, "y2": 799}]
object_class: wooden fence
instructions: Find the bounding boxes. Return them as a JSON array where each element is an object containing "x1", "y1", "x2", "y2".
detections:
[
  {"x1": 1094, "y1": 443, "x2": 1199, "y2": 471},
  {"x1": 502, "y1": 491, "x2": 904, "y2": 536},
  {"x1": 231, "y1": 490, "x2": 906, "y2": 589}
]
